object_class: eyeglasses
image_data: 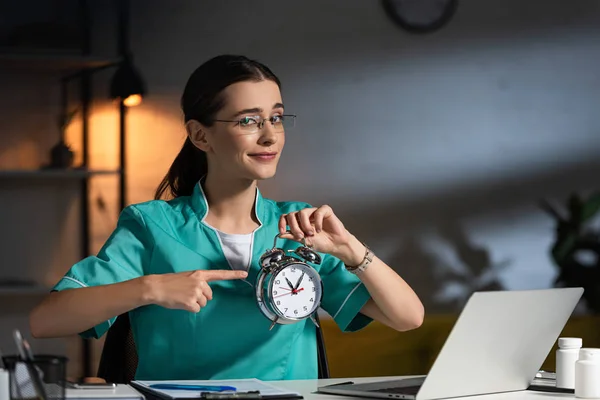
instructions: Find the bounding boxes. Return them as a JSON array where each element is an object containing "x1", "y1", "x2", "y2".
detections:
[{"x1": 213, "y1": 114, "x2": 296, "y2": 134}]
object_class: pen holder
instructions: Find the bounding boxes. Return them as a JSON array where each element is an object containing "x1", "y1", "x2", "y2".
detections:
[{"x1": 2, "y1": 355, "x2": 68, "y2": 400}]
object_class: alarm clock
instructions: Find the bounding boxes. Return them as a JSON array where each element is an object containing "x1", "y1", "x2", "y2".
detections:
[{"x1": 256, "y1": 232, "x2": 323, "y2": 330}]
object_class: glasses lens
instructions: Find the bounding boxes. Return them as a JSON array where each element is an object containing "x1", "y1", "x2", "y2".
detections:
[
  {"x1": 237, "y1": 115, "x2": 295, "y2": 133},
  {"x1": 239, "y1": 117, "x2": 259, "y2": 133},
  {"x1": 280, "y1": 115, "x2": 295, "y2": 130}
]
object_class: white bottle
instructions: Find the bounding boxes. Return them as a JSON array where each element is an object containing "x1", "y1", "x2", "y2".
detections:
[
  {"x1": 556, "y1": 337, "x2": 583, "y2": 389},
  {"x1": 0, "y1": 368, "x2": 9, "y2": 400},
  {"x1": 575, "y1": 348, "x2": 600, "y2": 399}
]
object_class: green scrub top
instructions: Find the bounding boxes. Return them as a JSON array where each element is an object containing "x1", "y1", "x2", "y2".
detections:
[{"x1": 53, "y1": 182, "x2": 373, "y2": 380}]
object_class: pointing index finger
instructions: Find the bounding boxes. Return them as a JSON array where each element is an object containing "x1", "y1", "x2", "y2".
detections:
[{"x1": 201, "y1": 269, "x2": 248, "y2": 282}]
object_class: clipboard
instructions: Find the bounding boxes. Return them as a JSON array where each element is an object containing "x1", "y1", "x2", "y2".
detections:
[{"x1": 130, "y1": 379, "x2": 303, "y2": 400}]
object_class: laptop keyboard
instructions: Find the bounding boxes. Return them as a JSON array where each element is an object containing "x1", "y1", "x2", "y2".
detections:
[{"x1": 372, "y1": 386, "x2": 422, "y2": 395}]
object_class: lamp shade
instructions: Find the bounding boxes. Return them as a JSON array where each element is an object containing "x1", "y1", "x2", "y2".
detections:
[{"x1": 110, "y1": 58, "x2": 146, "y2": 106}]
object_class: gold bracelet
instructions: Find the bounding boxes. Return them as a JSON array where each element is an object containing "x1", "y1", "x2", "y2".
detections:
[{"x1": 345, "y1": 243, "x2": 374, "y2": 274}]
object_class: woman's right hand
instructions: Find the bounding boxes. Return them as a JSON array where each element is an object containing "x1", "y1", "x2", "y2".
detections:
[{"x1": 143, "y1": 269, "x2": 248, "y2": 312}]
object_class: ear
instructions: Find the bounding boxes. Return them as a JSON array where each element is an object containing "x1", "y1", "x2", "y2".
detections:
[{"x1": 186, "y1": 119, "x2": 212, "y2": 152}]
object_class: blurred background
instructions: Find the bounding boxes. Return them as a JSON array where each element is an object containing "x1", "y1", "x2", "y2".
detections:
[{"x1": 1, "y1": 0, "x2": 600, "y2": 381}]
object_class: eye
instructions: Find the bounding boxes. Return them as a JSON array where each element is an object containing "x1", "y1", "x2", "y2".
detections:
[
  {"x1": 271, "y1": 115, "x2": 283, "y2": 124},
  {"x1": 239, "y1": 116, "x2": 258, "y2": 126}
]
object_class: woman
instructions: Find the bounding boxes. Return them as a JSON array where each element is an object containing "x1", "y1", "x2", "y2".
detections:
[{"x1": 29, "y1": 55, "x2": 424, "y2": 381}]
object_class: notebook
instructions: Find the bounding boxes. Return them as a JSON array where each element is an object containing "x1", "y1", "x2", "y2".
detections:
[
  {"x1": 65, "y1": 384, "x2": 144, "y2": 400},
  {"x1": 10, "y1": 361, "x2": 143, "y2": 400},
  {"x1": 131, "y1": 379, "x2": 303, "y2": 400}
]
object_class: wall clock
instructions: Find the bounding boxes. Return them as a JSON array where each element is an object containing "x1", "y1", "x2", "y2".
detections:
[{"x1": 382, "y1": 0, "x2": 458, "y2": 34}]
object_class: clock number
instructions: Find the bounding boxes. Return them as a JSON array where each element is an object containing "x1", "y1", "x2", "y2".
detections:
[
  {"x1": 312, "y1": 287, "x2": 316, "y2": 292},
  {"x1": 285, "y1": 308, "x2": 288, "y2": 312},
  {"x1": 309, "y1": 277, "x2": 313, "y2": 281},
  {"x1": 310, "y1": 298, "x2": 314, "y2": 302},
  {"x1": 274, "y1": 290, "x2": 278, "y2": 295},
  {"x1": 291, "y1": 267, "x2": 296, "y2": 273},
  {"x1": 275, "y1": 279, "x2": 280, "y2": 284},
  {"x1": 294, "y1": 309, "x2": 298, "y2": 315},
  {"x1": 303, "y1": 306, "x2": 307, "y2": 311}
]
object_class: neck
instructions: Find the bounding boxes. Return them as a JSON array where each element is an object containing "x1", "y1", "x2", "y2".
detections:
[{"x1": 202, "y1": 172, "x2": 260, "y2": 234}]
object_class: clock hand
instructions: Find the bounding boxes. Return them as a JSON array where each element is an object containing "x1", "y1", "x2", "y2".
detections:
[
  {"x1": 285, "y1": 277, "x2": 295, "y2": 290},
  {"x1": 274, "y1": 288, "x2": 304, "y2": 298},
  {"x1": 294, "y1": 272, "x2": 305, "y2": 290}
]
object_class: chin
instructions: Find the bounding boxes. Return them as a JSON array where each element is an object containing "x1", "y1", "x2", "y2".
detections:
[{"x1": 247, "y1": 167, "x2": 278, "y2": 181}]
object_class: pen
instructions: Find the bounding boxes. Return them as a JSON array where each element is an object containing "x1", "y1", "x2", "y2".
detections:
[
  {"x1": 201, "y1": 391, "x2": 261, "y2": 399},
  {"x1": 148, "y1": 384, "x2": 237, "y2": 392},
  {"x1": 13, "y1": 330, "x2": 47, "y2": 400}
]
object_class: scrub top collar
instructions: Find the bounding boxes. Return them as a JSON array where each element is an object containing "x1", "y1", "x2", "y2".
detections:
[
  {"x1": 190, "y1": 177, "x2": 275, "y2": 287},
  {"x1": 191, "y1": 177, "x2": 266, "y2": 229}
]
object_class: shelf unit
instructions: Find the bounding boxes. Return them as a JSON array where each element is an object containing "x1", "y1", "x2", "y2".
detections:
[
  {"x1": 0, "y1": 52, "x2": 121, "y2": 72},
  {"x1": 0, "y1": 169, "x2": 121, "y2": 179},
  {"x1": 0, "y1": 1, "x2": 128, "y2": 379}
]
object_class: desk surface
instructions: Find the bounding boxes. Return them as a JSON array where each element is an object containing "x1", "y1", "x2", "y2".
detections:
[{"x1": 266, "y1": 376, "x2": 575, "y2": 400}]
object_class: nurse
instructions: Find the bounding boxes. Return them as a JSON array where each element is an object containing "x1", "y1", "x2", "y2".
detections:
[{"x1": 29, "y1": 55, "x2": 424, "y2": 380}]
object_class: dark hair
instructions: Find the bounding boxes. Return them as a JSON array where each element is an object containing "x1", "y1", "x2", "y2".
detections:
[{"x1": 154, "y1": 55, "x2": 281, "y2": 200}]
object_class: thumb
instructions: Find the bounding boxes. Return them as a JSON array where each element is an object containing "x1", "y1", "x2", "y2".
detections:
[
  {"x1": 279, "y1": 232, "x2": 312, "y2": 246},
  {"x1": 279, "y1": 232, "x2": 296, "y2": 240}
]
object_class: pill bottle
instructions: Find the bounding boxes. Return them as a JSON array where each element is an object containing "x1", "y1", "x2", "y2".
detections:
[
  {"x1": 575, "y1": 348, "x2": 600, "y2": 399},
  {"x1": 556, "y1": 337, "x2": 583, "y2": 389}
]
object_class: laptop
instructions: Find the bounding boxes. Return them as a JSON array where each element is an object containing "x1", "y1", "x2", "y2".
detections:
[{"x1": 317, "y1": 287, "x2": 584, "y2": 400}]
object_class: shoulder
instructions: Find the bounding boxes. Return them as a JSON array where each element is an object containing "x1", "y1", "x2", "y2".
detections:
[
  {"x1": 130, "y1": 195, "x2": 190, "y2": 214},
  {"x1": 263, "y1": 197, "x2": 314, "y2": 216},
  {"x1": 120, "y1": 196, "x2": 195, "y2": 231}
]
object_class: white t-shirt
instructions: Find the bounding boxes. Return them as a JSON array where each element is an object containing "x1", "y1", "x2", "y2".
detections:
[{"x1": 217, "y1": 230, "x2": 253, "y2": 271}]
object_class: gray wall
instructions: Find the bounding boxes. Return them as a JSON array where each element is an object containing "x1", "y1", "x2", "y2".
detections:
[{"x1": 110, "y1": 0, "x2": 600, "y2": 312}]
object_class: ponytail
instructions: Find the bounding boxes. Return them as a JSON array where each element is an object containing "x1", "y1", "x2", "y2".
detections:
[{"x1": 154, "y1": 137, "x2": 207, "y2": 200}]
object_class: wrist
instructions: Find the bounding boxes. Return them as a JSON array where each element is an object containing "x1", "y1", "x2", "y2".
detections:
[
  {"x1": 335, "y1": 234, "x2": 366, "y2": 266},
  {"x1": 137, "y1": 275, "x2": 159, "y2": 306}
]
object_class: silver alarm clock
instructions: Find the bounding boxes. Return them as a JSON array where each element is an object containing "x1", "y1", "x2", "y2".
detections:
[{"x1": 256, "y1": 232, "x2": 323, "y2": 330}]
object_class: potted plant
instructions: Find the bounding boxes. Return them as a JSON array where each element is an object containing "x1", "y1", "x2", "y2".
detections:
[{"x1": 540, "y1": 192, "x2": 600, "y2": 313}]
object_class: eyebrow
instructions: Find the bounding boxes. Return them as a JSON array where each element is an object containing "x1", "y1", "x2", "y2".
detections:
[{"x1": 233, "y1": 103, "x2": 285, "y2": 117}]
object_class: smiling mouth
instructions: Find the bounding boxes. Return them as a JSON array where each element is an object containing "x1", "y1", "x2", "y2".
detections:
[{"x1": 248, "y1": 153, "x2": 277, "y2": 160}]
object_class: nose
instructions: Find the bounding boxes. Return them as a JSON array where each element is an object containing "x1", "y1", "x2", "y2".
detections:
[{"x1": 257, "y1": 121, "x2": 278, "y2": 146}]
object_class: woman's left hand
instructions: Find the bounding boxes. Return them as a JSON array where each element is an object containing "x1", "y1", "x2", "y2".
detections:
[
  {"x1": 278, "y1": 205, "x2": 364, "y2": 265},
  {"x1": 280, "y1": 207, "x2": 425, "y2": 333}
]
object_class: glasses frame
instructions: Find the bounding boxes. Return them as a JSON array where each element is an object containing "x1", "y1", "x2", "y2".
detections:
[{"x1": 213, "y1": 114, "x2": 296, "y2": 133}]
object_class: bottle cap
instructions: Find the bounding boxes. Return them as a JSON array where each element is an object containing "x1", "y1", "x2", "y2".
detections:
[
  {"x1": 558, "y1": 337, "x2": 582, "y2": 348},
  {"x1": 578, "y1": 348, "x2": 600, "y2": 361}
]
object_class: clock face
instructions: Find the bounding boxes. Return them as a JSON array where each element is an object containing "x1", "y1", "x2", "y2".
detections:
[{"x1": 270, "y1": 262, "x2": 322, "y2": 320}]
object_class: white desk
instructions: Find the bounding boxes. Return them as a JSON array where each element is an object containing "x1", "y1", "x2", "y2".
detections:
[{"x1": 266, "y1": 376, "x2": 576, "y2": 400}]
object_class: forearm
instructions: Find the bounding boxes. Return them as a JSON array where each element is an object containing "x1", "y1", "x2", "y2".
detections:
[
  {"x1": 359, "y1": 260, "x2": 425, "y2": 331},
  {"x1": 29, "y1": 277, "x2": 152, "y2": 338},
  {"x1": 335, "y1": 235, "x2": 425, "y2": 331}
]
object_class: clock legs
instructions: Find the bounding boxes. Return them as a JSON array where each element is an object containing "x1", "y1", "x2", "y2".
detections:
[
  {"x1": 310, "y1": 314, "x2": 320, "y2": 328},
  {"x1": 269, "y1": 315, "x2": 319, "y2": 329}
]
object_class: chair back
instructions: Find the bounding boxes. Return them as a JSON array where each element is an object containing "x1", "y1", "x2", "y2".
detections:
[{"x1": 97, "y1": 313, "x2": 138, "y2": 383}]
